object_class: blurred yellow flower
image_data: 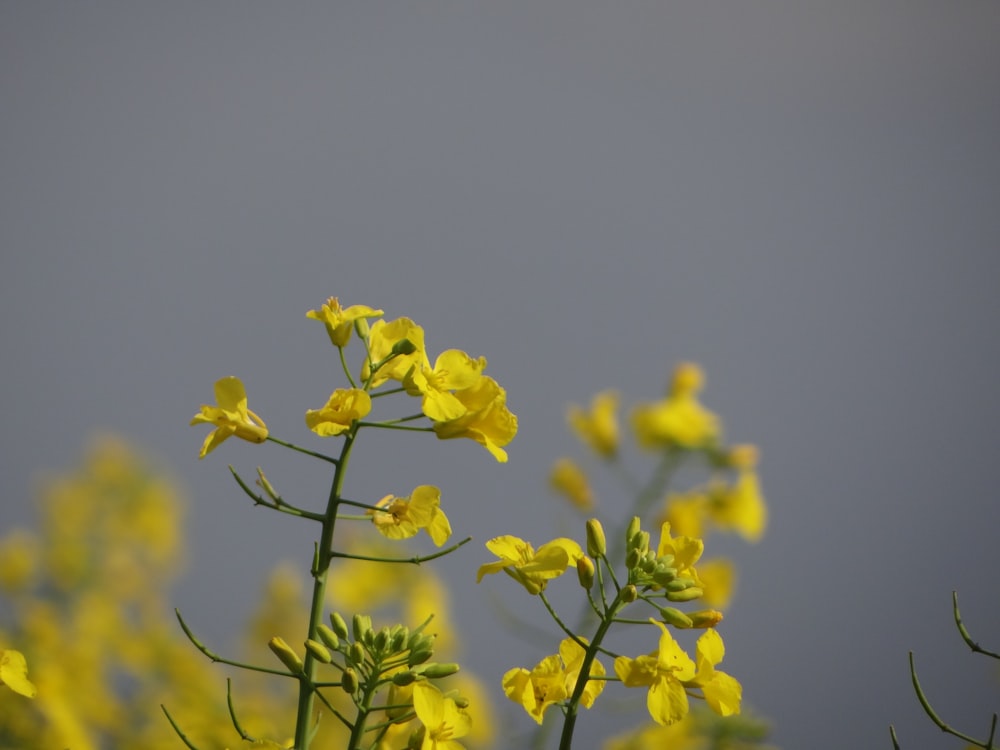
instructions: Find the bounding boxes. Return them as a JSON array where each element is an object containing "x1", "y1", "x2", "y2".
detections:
[
  {"x1": 567, "y1": 390, "x2": 619, "y2": 458},
  {"x1": 0, "y1": 649, "x2": 37, "y2": 698},
  {"x1": 404, "y1": 349, "x2": 487, "y2": 422},
  {"x1": 190, "y1": 376, "x2": 269, "y2": 458},
  {"x1": 477, "y1": 535, "x2": 583, "y2": 594},
  {"x1": 368, "y1": 485, "x2": 452, "y2": 546},
  {"x1": 631, "y1": 363, "x2": 720, "y2": 450},
  {"x1": 413, "y1": 681, "x2": 471, "y2": 750},
  {"x1": 306, "y1": 296, "x2": 383, "y2": 348},
  {"x1": 305, "y1": 388, "x2": 372, "y2": 436},
  {"x1": 549, "y1": 457, "x2": 594, "y2": 510},
  {"x1": 614, "y1": 620, "x2": 696, "y2": 726},
  {"x1": 708, "y1": 468, "x2": 767, "y2": 543},
  {"x1": 695, "y1": 558, "x2": 736, "y2": 609},
  {"x1": 432, "y1": 376, "x2": 517, "y2": 463}
]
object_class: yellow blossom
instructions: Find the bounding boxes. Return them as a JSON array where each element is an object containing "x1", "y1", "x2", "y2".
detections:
[
  {"x1": 477, "y1": 535, "x2": 584, "y2": 594},
  {"x1": 682, "y1": 628, "x2": 742, "y2": 717},
  {"x1": 432, "y1": 376, "x2": 517, "y2": 462},
  {"x1": 413, "y1": 681, "x2": 471, "y2": 750},
  {"x1": 404, "y1": 349, "x2": 487, "y2": 421},
  {"x1": 631, "y1": 363, "x2": 720, "y2": 450},
  {"x1": 0, "y1": 650, "x2": 37, "y2": 698},
  {"x1": 568, "y1": 390, "x2": 620, "y2": 458},
  {"x1": 305, "y1": 388, "x2": 372, "y2": 436},
  {"x1": 655, "y1": 522, "x2": 704, "y2": 586},
  {"x1": 695, "y1": 558, "x2": 736, "y2": 609},
  {"x1": 502, "y1": 636, "x2": 606, "y2": 724},
  {"x1": 661, "y1": 491, "x2": 709, "y2": 539},
  {"x1": 707, "y1": 468, "x2": 767, "y2": 543},
  {"x1": 363, "y1": 318, "x2": 430, "y2": 388},
  {"x1": 368, "y1": 485, "x2": 452, "y2": 546},
  {"x1": 190, "y1": 376, "x2": 268, "y2": 458},
  {"x1": 306, "y1": 296, "x2": 384, "y2": 347},
  {"x1": 614, "y1": 620, "x2": 696, "y2": 726},
  {"x1": 549, "y1": 457, "x2": 594, "y2": 510}
]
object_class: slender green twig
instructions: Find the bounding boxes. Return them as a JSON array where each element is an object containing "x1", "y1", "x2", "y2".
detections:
[
  {"x1": 356, "y1": 420, "x2": 433, "y2": 432},
  {"x1": 229, "y1": 467, "x2": 325, "y2": 520},
  {"x1": 226, "y1": 678, "x2": 256, "y2": 741},
  {"x1": 174, "y1": 609, "x2": 295, "y2": 677},
  {"x1": 953, "y1": 591, "x2": 1000, "y2": 659},
  {"x1": 266, "y1": 436, "x2": 340, "y2": 465},
  {"x1": 909, "y1": 652, "x2": 983, "y2": 745},
  {"x1": 338, "y1": 346, "x2": 358, "y2": 389},
  {"x1": 161, "y1": 705, "x2": 204, "y2": 750},
  {"x1": 888, "y1": 724, "x2": 901, "y2": 750},
  {"x1": 329, "y1": 536, "x2": 471, "y2": 564},
  {"x1": 370, "y1": 386, "x2": 407, "y2": 398}
]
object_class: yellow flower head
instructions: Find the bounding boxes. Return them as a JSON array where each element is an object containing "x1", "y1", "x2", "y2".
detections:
[
  {"x1": 413, "y1": 681, "x2": 471, "y2": 750},
  {"x1": 502, "y1": 636, "x2": 607, "y2": 724},
  {"x1": 0, "y1": 650, "x2": 37, "y2": 698},
  {"x1": 614, "y1": 620, "x2": 696, "y2": 726},
  {"x1": 567, "y1": 390, "x2": 620, "y2": 458},
  {"x1": 549, "y1": 457, "x2": 594, "y2": 510},
  {"x1": 655, "y1": 522, "x2": 704, "y2": 585},
  {"x1": 630, "y1": 363, "x2": 720, "y2": 450},
  {"x1": 404, "y1": 349, "x2": 487, "y2": 422},
  {"x1": 707, "y1": 469, "x2": 767, "y2": 543},
  {"x1": 363, "y1": 318, "x2": 430, "y2": 388},
  {"x1": 305, "y1": 388, "x2": 372, "y2": 436},
  {"x1": 682, "y1": 628, "x2": 742, "y2": 717},
  {"x1": 368, "y1": 485, "x2": 452, "y2": 547},
  {"x1": 190, "y1": 376, "x2": 268, "y2": 458},
  {"x1": 432, "y1": 376, "x2": 518, "y2": 462},
  {"x1": 306, "y1": 297, "x2": 384, "y2": 348},
  {"x1": 476, "y1": 535, "x2": 584, "y2": 594}
]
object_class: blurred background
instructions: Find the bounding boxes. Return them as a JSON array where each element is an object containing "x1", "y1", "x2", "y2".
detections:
[{"x1": 3, "y1": 3, "x2": 999, "y2": 748}]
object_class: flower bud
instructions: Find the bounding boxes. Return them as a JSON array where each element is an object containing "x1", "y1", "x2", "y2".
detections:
[
  {"x1": 652, "y1": 563, "x2": 678, "y2": 587},
  {"x1": 354, "y1": 317, "x2": 371, "y2": 339},
  {"x1": 268, "y1": 636, "x2": 304, "y2": 674},
  {"x1": 621, "y1": 584, "x2": 638, "y2": 603},
  {"x1": 373, "y1": 627, "x2": 390, "y2": 653},
  {"x1": 316, "y1": 623, "x2": 340, "y2": 651},
  {"x1": 658, "y1": 606, "x2": 694, "y2": 629},
  {"x1": 256, "y1": 467, "x2": 280, "y2": 501},
  {"x1": 417, "y1": 662, "x2": 461, "y2": 679},
  {"x1": 665, "y1": 577, "x2": 696, "y2": 593},
  {"x1": 349, "y1": 642, "x2": 366, "y2": 667},
  {"x1": 625, "y1": 516, "x2": 641, "y2": 546},
  {"x1": 687, "y1": 609, "x2": 725, "y2": 628},
  {"x1": 341, "y1": 667, "x2": 359, "y2": 695},
  {"x1": 576, "y1": 556, "x2": 595, "y2": 589},
  {"x1": 305, "y1": 638, "x2": 332, "y2": 664},
  {"x1": 390, "y1": 626, "x2": 409, "y2": 652},
  {"x1": 626, "y1": 547, "x2": 642, "y2": 570},
  {"x1": 330, "y1": 612, "x2": 350, "y2": 640},
  {"x1": 392, "y1": 338, "x2": 417, "y2": 356},
  {"x1": 585, "y1": 519, "x2": 607, "y2": 557},
  {"x1": 392, "y1": 670, "x2": 418, "y2": 686},
  {"x1": 666, "y1": 586, "x2": 704, "y2": 602},
  {"x1": 352, "y1": 614, "x2": 373, "y2": 644}
]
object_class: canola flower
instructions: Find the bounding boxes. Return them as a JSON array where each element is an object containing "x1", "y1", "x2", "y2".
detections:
[
  {"x1": 368, "y1": 485, "x2": 453, "y2": 547},
  {"x1": 306, "y1": 296, "x2": 384, "y2": 348},
  {"x1": 190, "y1": 375, "x2": 268, "y2": 458},
  {"x1": 0, "y1": 649, "x2": 36, "y2": 698},
  {"x1": 503, "y1": 637, "x2": 606, "y2": 724},
  {"x1": 567, "y1": 389, "x2": 620, "y2": 458},
  {"x1": 631, "y1": 363, "x2": 720, "y2": 450},
  {"x1": 476, "y1": 535, "x2": 584, "y2": 595}
]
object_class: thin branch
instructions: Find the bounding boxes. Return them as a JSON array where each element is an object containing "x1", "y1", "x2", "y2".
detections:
[
  {"x1": 161, "y1": 705, "x2": 204, "y2": 750},
  {"x1": 229, "y1": 466, "x2": 324, "y2": 520},
  {"x1": 266, "y1": 435, "x2": 340, "y2": 465},
  {"x1": 329, "y1": 536, "x2": 471, "y2": 564},
  {"x1": 954, "y1": 591, "x2": 1000, "y2": 660},
  {"x1": 909, "y1": 651, "x2": 983, "y2": 745},
  {"x1": 174, "y1": 609, "x2": 295, "y2": 677}
]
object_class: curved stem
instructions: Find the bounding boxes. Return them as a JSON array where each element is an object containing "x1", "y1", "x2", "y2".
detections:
[{"x1": 266, "y1": 436, "x2": 340, "y2": 465}]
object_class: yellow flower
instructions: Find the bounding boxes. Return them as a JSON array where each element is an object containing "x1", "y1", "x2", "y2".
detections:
[
  {"x1": 631, "y1": 363, "x2": 720, "y2": 450},
  {"x1": 476, "y1": 535, "x2": 584, "y2": 594},
  {"x1": 655, "y1": 522, "x2": 704, "y2": 586},
  {"x1": 661, "y1": 491, "x2": 709, "y2": 539},
  {"x1": 695, "y1": 558, "x2": 736, "y2": 609},
  {"x1": 502, "y1": 636, "x2": 606, "y2": 724},
  {"x1": 614, "y1": 621, "x2": 696, "y2": 726},
  {"x1": 707, "y1": 468, "x2": 767, "y2": 543},
  {"x1": 306, "y1": 297, "x2": 384, "y2": 347},
  {"x1": 368, "y1": 485, "x2": 452, "y2": 547},
  {"x1": 682, "y1": 628, "x2": 742, "y2": 717},
  {"x1": 363, "y1": 318, "x2": 430, "y2": 387},
  {"x1": 0, "y1": 649, "x2": 37, "y2": 698},
  {"x1": 305, "y1": 388, "x2": 372, "y2": 436},
  {"x1": 549, "y1": 458, "x2": 594, "y2": 510},
  {"x1": 190, "y1": 376, "x2": 268, "y2": 458},
  {"x1": 413, "y1": 681, "x2": 471, "y2": 750},
  {"x1": 432, "y1": 376, "x2": 518, "y2": 463},
  {"x1": 404, "y1": 349, "x2": 487, "y2": 421},
  {"x1": 567, "y1": 390, "x2": 619, "y2": 458}
]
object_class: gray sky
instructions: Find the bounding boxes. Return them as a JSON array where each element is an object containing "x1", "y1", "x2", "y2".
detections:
[{"x1": 3, "y1": 3, "x2": 1000, "y2": 748}]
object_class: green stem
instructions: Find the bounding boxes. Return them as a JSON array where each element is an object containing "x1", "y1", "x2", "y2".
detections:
[
  {"x1": 346, "y1": 680, "x2": 377, "y2": 750},
  {"x1": 293, "y1": 428, "x2": 359, "y2": 750},
  {"x1": 266, "y1": 436, "x2": 340, "y2": 465},
  {"x1": 558, "y1": 591, "x2": 627, "y2": 750}
]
